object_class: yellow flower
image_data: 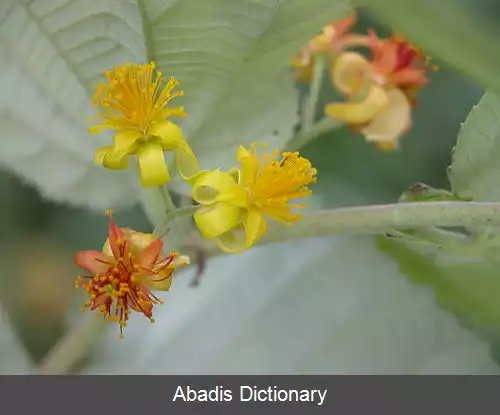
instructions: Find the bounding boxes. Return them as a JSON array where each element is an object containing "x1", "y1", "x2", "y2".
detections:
[
  {"x1": 191, "y1": 144, "x2": 317, "y2": 254},
  {"x1": 90, "y1": 62, "x2": 200, "y2": 187}
]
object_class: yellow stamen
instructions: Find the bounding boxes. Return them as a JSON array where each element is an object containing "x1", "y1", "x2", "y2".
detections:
[
  {"x1": 239, "y1": 144, "x2": 317, "y2": 224},
  {"x1": 90, "y1": 62, "x2": 186, "y2": 135}
]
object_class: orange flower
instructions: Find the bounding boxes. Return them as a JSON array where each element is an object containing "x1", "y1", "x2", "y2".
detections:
[
  {"x1": 74, "y1": 212, "x2": 189, "y2": 337},
  {"x1": 291, "y1": 15, "x2": 359, "y2": 82},
  {"x1": 325, "y1": 34, "x2": 435, "y2": 150},
  {"x1": 369, "y1": 32, "x2": 436, "y2": 90}
]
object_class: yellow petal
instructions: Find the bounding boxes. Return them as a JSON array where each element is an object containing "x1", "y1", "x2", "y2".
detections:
[
  {"x1": 192, "y1": 170, "x2": 248, "y2": 207},
  {"x1": 136, "y1": 143, "x2": 171, "y2": 187},
  {"x1": 148, "y1": 120, "x2": 187, "y2": 151},
  {"x1": 144, "y1": 255, "x2": 190, "y2": 291},
  {"x1": 94, "y1": 146, "x2": 129, "y2": 170},
  {"x1": 193, "y1": 203, "x2": 244, "y2": 239},
  {"x1": 174, "y1": 147, "x2": 201, "y2": 183},
  {"x1": 324, "y1": 84, "x2": 388, "y2": 124},
  {"x1": 214, "y1": 225, "x2": 247, "y2": 254},
  {"x1": 99, "y1": 130, "x2": 142, "y2": 170},
  {"x1": 331, "y1": 52, "x2": 371, "y2": 97},
  {"x1": 94, "y1": 146, "x2": 111, "y2": 165},
  {"x1": 237, "y1": 145, "x2": 260, "y2": 186},
  {"x1": 112, "y1": 130, "x2": 142, "y2": 154},
  {"x1": 244, "y1": 208, "x2": 267, "y2": 248},
  {"x1": 145, "y1": 270, "x2": 173, "y2": 291},
  {"x1": 361, "y1": 88, "x2": 412, "y2": 143}
]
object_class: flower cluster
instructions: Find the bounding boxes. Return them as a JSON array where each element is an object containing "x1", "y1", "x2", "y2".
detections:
[
  {"x1": 77, "y1": 59, "x2": 317, "y2": 334},
  {"x1": 75, "y1": 14, "x2": 435, "y2": 334},
  {"x1": 292, "y1": 15, "x2": 436, "y2": 150}
]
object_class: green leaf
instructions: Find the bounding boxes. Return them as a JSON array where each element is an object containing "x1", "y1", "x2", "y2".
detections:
[
  {"x1": 86, "y1": 236, "x2": 498, "y2": 374},
  {"x1": 379, "y1": 236, "x2": 500, "y2": 325},
  {"x1": 0, "y1": 0, "x2": 352, "y2": 210},
  {"x1": 449, "y1": 92, "x2": 500, "y2": 202},
  {"x1": 355, "y1": 0, "x2": 500, "y2": 95},
  {"x1": 378, "y1": 235, "x2": 500, "y2": 359},
  {"x1": 0, "y1": 305, "x2": 32, "y2": 374}
]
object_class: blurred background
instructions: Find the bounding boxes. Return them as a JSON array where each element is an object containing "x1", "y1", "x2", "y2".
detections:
[{"x1": 1, "y1": 2, "x2": 500, "y2": 374}]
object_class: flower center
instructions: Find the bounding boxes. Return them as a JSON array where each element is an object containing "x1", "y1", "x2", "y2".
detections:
[
  {"x1": 244, "y1": 148, "x2": 317, "y2": 223},
  {"x1": 76, "y1": 241, "x2": 163, "y2": 338}
]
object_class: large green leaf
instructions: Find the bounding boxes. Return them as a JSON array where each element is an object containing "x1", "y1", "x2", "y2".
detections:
[
  {"x1": 0, "y1": 0, "x2": 351, "y2": 211},
  {"x1": 448, "y1": 92, "x2": 500, "y2": 201},
  {"x1": 0, "y1": 305, "x2": 32, "y2": 374},
  {"x1": 85, "y1": 236, "x2": 498, "y2": 374},
  {"x1": 378, "y1": 235, "x2": 500, "y2": 361}
]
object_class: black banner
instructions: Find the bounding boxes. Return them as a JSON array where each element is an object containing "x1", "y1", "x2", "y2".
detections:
[{"x1": 1, "y1": 376, "x2": 498, "y2": 414}]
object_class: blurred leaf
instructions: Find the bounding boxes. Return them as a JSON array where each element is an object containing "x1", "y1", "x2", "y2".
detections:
[
  {"x1": 0, "y1": 0, "x2": 351, "y2": 210},
  {"x1": 378, "y1": 236, "x2": 500, "y2": 362},
  {"x1": 85, "y1": 236, "x2": 498, "y2": 374},
  {"x1": 0, "y1": 305, "x2": 32, "y2": 374},
  {"x1": 448, "y1": 92, "x2": 500, "y2": 201},
  {"x1": 379, "y1": 237, "x2": 500, "y2": 326},
  {"x1": 356, "y1": 0, "x2": 500, "y2": 95}
]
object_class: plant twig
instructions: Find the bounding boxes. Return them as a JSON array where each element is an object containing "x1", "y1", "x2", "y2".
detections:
[{"x1": 35, "y1": 316, "x2": 107, "y2": 375}]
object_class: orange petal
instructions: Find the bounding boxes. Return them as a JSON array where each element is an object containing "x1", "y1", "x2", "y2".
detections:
[
  {"x1": 391, "y1": 68, "x2": 428, "y2": 86},
  {"x1": 136, "y1": 239, "x2": 163, "y2": 268},
  {"x1": 361, "y1": 88, "x2": 412, "y2": 144},
  {"x1": 75, "y1": 250, "x2": 110, "y2": 274},
  {"x1": 107, "y1": 213, "x2": 125, "y2": 259},
  {"x1": 333, "y1": 15, "x2": 357, "y2": 38}
]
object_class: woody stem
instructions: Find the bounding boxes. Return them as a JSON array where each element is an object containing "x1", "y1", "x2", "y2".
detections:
[{"x1": 35, "y1": 316, "x2": 107, "y2": 375}]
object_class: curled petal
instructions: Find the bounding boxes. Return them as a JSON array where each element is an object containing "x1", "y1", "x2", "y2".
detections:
[
  {"x1": 95, "y1": 147, "x2": 129, "y2": 170},
  {"x1": 214, "y1": 225, "x2": 247, "y2": 254},
  {"x1": 148, "y1": 120, "x2": 186, "y2": 151},
  {"x1": 136, "y1": 143, "x2": 171, "y2": 187},
  {"x1": 174, "y1": 147, "x2": 201, "y2": 184},
  {"x1": 75, "y1": 250, "x2": 111, "y2": 274},
  {"x1": 361, "y1": 88, "x2": 412, "y2": 144},
  {"x1": 193, "y1": 203, "x2": 244, "y2": 239},
  {"x1": 331, "y1": 52, "x2": 371, "y2": 97},
  {"x1": 244, "y1": 208, "x2": 267, "y2": 248},
  {"x1": 192, "y1": 170, "x2": 248, "y2": 207},
  {"x1": 325, "y1": 84, "x2": 388, "y2": 124},
  {"x1": 112, "y1": 130, "x2": 141, "y2": 154},
  {"x1": 94, "y1": 147, "x2": 110, "y2": 165}
]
